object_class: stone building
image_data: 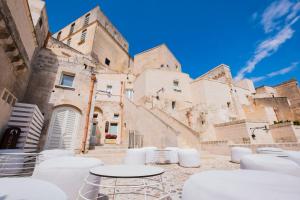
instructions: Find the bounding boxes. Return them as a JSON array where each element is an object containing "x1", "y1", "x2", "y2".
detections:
[{"x1": 0, "y1": 0, "x2": 299, "y2": 153}]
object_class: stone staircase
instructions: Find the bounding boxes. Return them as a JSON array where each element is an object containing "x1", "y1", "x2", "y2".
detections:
[
  {"x1": 124, "y1": 98, "x2": 200, "y2": 149},
  {"x1": 83, "y1": 144, "x2": 128, "y2": 164}
]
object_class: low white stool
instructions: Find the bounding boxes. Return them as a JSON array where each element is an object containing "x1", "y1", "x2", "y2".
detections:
[
  {"x1": 165, "y1": 147, "x2": 179, "y2": 164},
  {"x1": 143, "y1": 147, "x2": 158, "y2": 164},
  {"x1": 256, "y1": 147, "x2": 287, "y2": 157},
  {"x1": 123, "y1": 148, "x2": 146, "y2": 165},
  {"x1": 182, "y1": 170, "x2": 300, "y2": 200},
  {"x1": 240, "y1": 154, "x2": 300, "y2": 177},
  {"x1": 0, "y1": 177, "x2": 67, "y2": 200},
  {"x1": 286, "y1": 151, "x2": 300, "y2": 165},
  {"x1": 231, "y1": 147, "x2": 252, "y2": 163},
  {"x1": 32, "y1": 156, "x2": 103, "y2": 200},
  {"x1": 178, "y1": 149, "x2": 200, "y2": 168},
  {"x1": 39, "y1": 149, "x2": 74, "y2": 163}
]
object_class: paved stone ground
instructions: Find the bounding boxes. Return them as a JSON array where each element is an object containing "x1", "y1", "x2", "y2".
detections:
[{"x1": 83, "y1": 150, "x2": 239, "y2": 199}]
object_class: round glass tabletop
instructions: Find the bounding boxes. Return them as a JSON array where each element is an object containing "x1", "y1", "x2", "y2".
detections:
[{"x1": 90, "y1": 165, "x2": 165, "y2": 178}]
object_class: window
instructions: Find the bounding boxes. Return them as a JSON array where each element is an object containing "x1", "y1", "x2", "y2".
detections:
[
  {"x1": 67, "y1": 38, "x2": 71, "y2": 46},
  {"x1": 57, "y1": 31, "x2": 62, "y2": 40},
  {"x1": 173, "y1": 80, "x2": 179, "y2": 87},
  {"x1": 70, "y1": 23, "x2": 75, "y2": 34},
  {"x1": 84, "y1": 13, "x2": 90, "y2": 27},
  {"x1": 60, "y1": 73, "x2": 75, "y2": 87},
  {"x1": 173, "y1": 80, "x2": 181, "y2": 92},
  {"x1": 106, "y1": 85, "x2": 112, "y2": 95},
  {"x1": 105, "y1": 58, "x2": 110, "y2": 66},
  {"x1": 125, "y1": 89, "x2": 134, "y2": 100},
  {"x1": 1, "y1": 89, "x2": 17, "y2": 106},
  {"x1": 109, "y1": 123, "x2": 118, "y2": 135},
  {"x1": 172, "y1": 101, "x2": 176, "y2": 110},
  {"x1": 113, "y1": 113, "x2": 119, "y2": 119},
  {"x1": 80, "y1": 29, "x2": 87, "y2": 42}
]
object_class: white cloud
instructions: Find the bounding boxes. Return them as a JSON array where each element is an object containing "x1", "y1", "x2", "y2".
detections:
[
  {"x1": 234, "y1": 0, "x2": 300, "y2": 81},
  {"x1": 250, "y1": 62, "x2": 298, "y2": 82},
  {"x1": 235, "y1": 25, "x2": 294, "y2": 80},
  {"x1": 261, "y1": 0, "x2": 293, "y2": 33}
]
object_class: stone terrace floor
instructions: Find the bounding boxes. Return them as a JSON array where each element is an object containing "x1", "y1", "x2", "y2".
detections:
[{"x1": 83, "y1": 149, "x2": 239, "y2": 199}]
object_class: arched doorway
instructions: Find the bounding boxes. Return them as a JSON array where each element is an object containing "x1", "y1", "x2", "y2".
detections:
[
  {"x1": 45, "y1": 106, "x2": 81, "y2": 150},
  {"x1": 89, "y1": 107, "x2": 103, "y2": 147}
]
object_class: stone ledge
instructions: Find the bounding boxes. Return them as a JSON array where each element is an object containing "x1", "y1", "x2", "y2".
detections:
[{"x1": 54, "y1": 85, "x2": 75, "y2": 91}]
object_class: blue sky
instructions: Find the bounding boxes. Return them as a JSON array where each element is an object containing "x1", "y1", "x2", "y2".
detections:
[{"x1": 45, "y1": 0, "x2": 300, "y2": 87}]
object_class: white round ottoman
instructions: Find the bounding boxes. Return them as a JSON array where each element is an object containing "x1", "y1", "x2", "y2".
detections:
[
  {"x1": 143, "y1": 147, "x2": 158, "y2": 164},
  {"x1": 286, "y1": 151, "x2": 300, "y2": 165},
  {"x1": 0, "y1": 177, "x2": 67, "y2": 200},
  {"x1": 39, "y1": 149, "x2": 75, "y2": 163},
  {"x1": 165, "y1": 147, "x2": 179, "y2": 164},
  {"x1": 256, "y1": 147, "x2": 287, "y2": 157},
  {"x1": 32, "y1": 157, "x2": 103, "y2": 200},
  {"x1": 231, "y1": 147, "x2": 252, "y2": 163},
  {"x1": 123, "y1": 148, "x2": 146, "y2": 165},
  {"x1": 240, "y1": 154, "x2": 300, "y2": 177},
  {"x1": 182, "y1": 170, "x2": 300, "y2": 200},
  {"x1": 178, "y1": 149, "x2": 200, "y2": 168}
]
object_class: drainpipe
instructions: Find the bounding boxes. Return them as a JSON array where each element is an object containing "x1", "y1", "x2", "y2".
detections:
[
  {"x1": 120, "y1": 81, "x2": 125, "y2": 144},
  {"x1": 81, "y1": 73, "x2": 96, "y2": 153}
]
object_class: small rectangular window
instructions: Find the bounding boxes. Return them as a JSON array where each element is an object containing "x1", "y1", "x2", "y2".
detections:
[
  {"x1": 80, "y1": 29, "x2": 87, "y2": 42},
  {"x1": 173, "y1": 80, "x2": 179, "y2": 87},
  {"x1": 113, "y1": 113, "x2": 119, "y2": 119},
  {"x1": 70, "y1": 23, "x2": 75, "y2": 34},
  {"x1": 109, "y1": 123, "x2": 118, "y2": 135},
  {"x1": 106, "y1": 85, "x2": 112, "y2": 94},
  {"x1": 67, "y1": 38, "x2": 71, "y2": 46},
  {"x1": 39, "y1": 18, "x2": 43, "y2": 27},
  {"x1": 172, "y1": 101, "x2": 176, "y2": 110},
  {"x1": 57, "y1": 31, "x2": 62, "y2": 40},
  {"x1": 84, "y1": 13, "x2": 90, "y2": 27},
  {"x1": 60, "y1": 73, "x2": 75, "y2": 87},
  {"x1": 105, "y1": 58, "x2": 110, "y2": 66}
]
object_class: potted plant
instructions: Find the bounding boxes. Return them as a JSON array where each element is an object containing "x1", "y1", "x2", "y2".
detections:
[{"x1": 105, "y1": 134, "x2": 117, "y2": 144}]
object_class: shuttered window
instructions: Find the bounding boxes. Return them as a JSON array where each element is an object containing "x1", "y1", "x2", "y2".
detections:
[
  {"x1": 83, "y1": 13, "x2": 90, "y2": 27},
  {"x1": 45, "y1": 107, "x2": 81, "y2": 150}
]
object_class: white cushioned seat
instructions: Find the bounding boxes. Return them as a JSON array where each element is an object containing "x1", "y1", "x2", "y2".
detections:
[
  {"x1": 39, "y1": 149, "x2": 75, "y2": 163},
  {"x1": 123, "y1": 148, "x2": 146, "y2": 165},
  {"x1": 0, "y1": 177, "x2": 67, "y2": 200},
  {"x1": 182, "y1": 170, "x2": 300, "y2": 200},
  {"x1": 32, "y1": 157, "x2": 103, "y2": 200},
  {"x1": 143, "y1": 147, "x2": 158, "y2": 164},
  {"x1": 286, "y1": 151, "x2": 300, "y2": 165},
  {"x1": 164, "y1": 147, "x2": 179, "y2": 164},
  {"x1": 256, "y1": 147, "x2": 287, "y2": 157},
  {"x1": 231, "y1": 147, "x2": 252, "y2": 163},
  {"x1": 240, "y1": 154, "x2": 300, "y2": 177},
  {"x1": 178, "y1": 149, "x2": 200, "y2": 168}
]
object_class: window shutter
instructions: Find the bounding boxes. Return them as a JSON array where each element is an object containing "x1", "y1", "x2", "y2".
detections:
[{"x1": 45, "y1": 107, "x2": 81, "y2": 150}]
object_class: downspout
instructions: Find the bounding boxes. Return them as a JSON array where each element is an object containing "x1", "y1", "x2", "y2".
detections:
[
  {"x1": 120, "y1": 81, "x2": 125, "y2": 144},
  {"x1": 81, "y1": 73, "x2": 96, "y2": 153}
]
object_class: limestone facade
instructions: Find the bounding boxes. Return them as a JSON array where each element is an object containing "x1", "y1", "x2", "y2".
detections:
[{"x1": 0, "y1": 1, "x2": 300, "y2": 152}]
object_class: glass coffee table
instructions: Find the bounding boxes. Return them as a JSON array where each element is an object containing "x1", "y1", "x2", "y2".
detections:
[{"x1": 78, "y1": 165, "x2": 169, "y2": 200}]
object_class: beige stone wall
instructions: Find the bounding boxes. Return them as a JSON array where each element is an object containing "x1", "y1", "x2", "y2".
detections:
[
  {"x1": 234, "y1": 79, "x2": 255, "y2": 93},
  {"x1": 270, "y1": 122, "x2": 298, "y2": 143},
  {"x1": 274, "y1": 80, "x2": 300, "y2": 121},
  {"x1": 255, "y1": 86, "x2": 278, "y2": 98},
  {"x1": 133, "y1": 69, "x2": 193, "y2": 111},
  {"x1": 23, "y1": 41, "x2": 93, "y2": 151},
  {"x1": 194, "y1": 64, "x2": 232, "y2": 84},
  {"x1": 6, "y1": 0, "x2": 37, "y2": 61},
  {"x1": 214, "y1": 120, "x2": 272, "y2": 144},
  {"x1": 92, "y1": 24, "x2": 130, "y2": 72},
  {"x1": 133, "y1": 44, "x2": 181, "y2": 76},
  {"x1": 253, "y1": 97, "x2": 295, "y2": 121}
]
